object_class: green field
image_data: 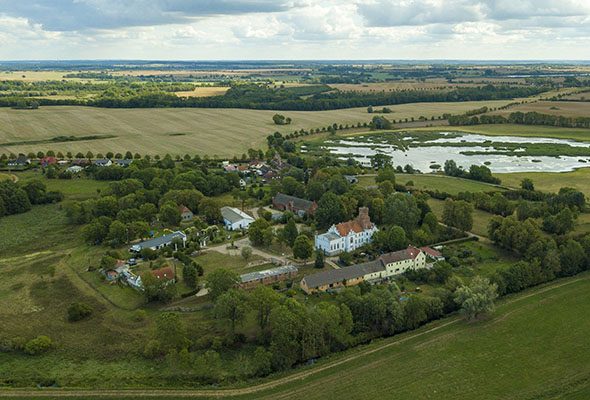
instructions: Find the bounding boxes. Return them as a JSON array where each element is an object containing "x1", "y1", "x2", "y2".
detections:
[
  {"x1": 358, "y1": 174, "x2": 501, "y2": 195},
  {"x1": 428, "y1": 198, "x2": 494, "y2": 237},
  {"x1": 0, "y1": 100, "x2": 521, "y2": 157},
  {"x1": 497, "y1": 168, "x2": 590, "y2": 198}
]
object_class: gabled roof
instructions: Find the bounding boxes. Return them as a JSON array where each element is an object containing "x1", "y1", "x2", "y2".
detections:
[
  {"x1": 178, "y1": 205, "x2": 192, "y2": 214},
  {"x1": 221, "y1": 207, "x2": 254, "y2": 224},
  {"x1": 114, "y1": 159, "x2": 133, "y2": 166},
  {"x1": 303, "y1": 260, "x2": 384, "y2": 289},
  {"x1": 335, "y1": 220, "x2": 365, "y2": 236},
  {"x1": 273, "y1": 193, "x2": 314, "y2": 211},
  {"x1": 130, "y1": 231, "x2": 186, "y2": 251},
  {"x1": 94, "y1": 159, "x2": 111, "y2": 165},
  {"x1": 379, "y1": 246, "x2": 422, "y2": 265},
  {"x1": 151, "y1": 266, "x2": 175, "y2": 280},
  {"x1": 420, "y1": 246, "x2": 442, "y2": 258},
  {"x1": 240, "y1": 265, "x2": 298, "y2": 283}
]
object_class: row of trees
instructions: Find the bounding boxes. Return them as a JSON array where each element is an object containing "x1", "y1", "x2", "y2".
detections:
[{"x1": 449, "y1": 111, "x2": 590, "y2": 129}]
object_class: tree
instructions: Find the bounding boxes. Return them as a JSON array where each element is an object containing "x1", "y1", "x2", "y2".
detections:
[
  {"x1": 454, "y1": 276, "x2": 498, "y2": 320},
  {"x1": 24, "y1": 336, "x2": 53, "y2": 355},
  {"x1": 249, "y1": 218, "x2": 273, "y2": 246},
  {"x1": 559, "y1": 239, "x2": 586, "y2": 276},
  {"x1": 107, "y1": 220, "x2": 128, "y2": 247},
  {"x1": 293, "y1": 234, "x2": 313, "y2": 260},
  {"x1": 241, "y1": 246, "x2": 253, "y2": 260},
  {"x1": 142, "y1": 272, "x2": 177, "y2": 303},
  {"x1": 199, "y1": 198, "x2": 222, "y2": 224},
  {"x1": 159, "y1": 202, "x2": 181, "y2": 226},
  {"x1": 214, "y1": 289, "x2": 249, "y2": 334},
  {"x1": 251, "y1": 347, "x2": 273, "y2": 377},
  {"x1": 249, "y1": 285, "x2": 280, "y2": 332},
  {"x1": 155, "y1": 312, "x2": 188, "y2": 352},
  {"x1": 442, "y1": 199, "x2": 473, "y2": 232},
  {"x1": 375, "y1": 166, "x2": 396, "y2": 185},
  {"x1": 521, "y1": 178, "x2": 535, "y2": 191},
  {"x1": 283, "y1": 218, "x2": 298, "y2": 247},
  {"x1": 206, "y1": 269, "x2": 239, "y2": 300},
  {"x1": 314, "y1": 250, "x2": 325, "y2": 268},
  {"x1": 383, "y1": 193, "x2": 421, "y2": 232},
  {"x1": 182, "y1": 263, "x2": 198, "y2": 289},
  {"x1": 67, "y1": 302, "x2": 93, "y2": 322},
  {"x1": 315, "y1": 192, "x2": 345, "y2": 229},
  {"x1": 374, "y1": 225, "x2": 408, "y2": 252}
]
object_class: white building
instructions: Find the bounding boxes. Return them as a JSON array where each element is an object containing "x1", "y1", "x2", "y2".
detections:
[
  {"x1": 129, "y1": 231, "x2": 187, "y2": 253},
  {"x1": 315, "y1": 207, "x2": 378, "y2": 256},
  {"x1": 221, "y1": 206, "x2": 255, "y2": 230}
]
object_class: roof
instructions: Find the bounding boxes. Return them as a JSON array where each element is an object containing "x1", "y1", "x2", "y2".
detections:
[
  {"x1": 273, "y1": 193, "x2": 314, "y2": 211},
  {"x1": 420, "y1": 246, "x2": 443, "y2": 258},
  {"x1": 130, "y1": 231, "x2": 186, "y2": 251},
  {"x1": 178, "y1": 205, "x2": 192, "y2": 214},
  {"x1": 240, "y1": 265, "x2": 298, "y2": 283},
  {"x1": 303, "y1": 260, "x2": 384, "y2": 289},
  {"x1": 221, "y1": 207, "x2": 254, "y2": 224},
  {"x1": 94, "y1": 159, "x2": 111, "y2": 165},
  {"x1": 151, "y1": 266, "x2": 175, "y2": 280},
  {"x1": 115, "y1": 159, "x2": 133, "y2": 166},
  {"x1": 318, "y1": 232, "x2": 341, "y2": 241},
  {"x1": 379, "y1": 246, "x2": 422, "y2": 265},
  {"x1": 335, "y1": 220, "x2": 365, "y2": 236}
]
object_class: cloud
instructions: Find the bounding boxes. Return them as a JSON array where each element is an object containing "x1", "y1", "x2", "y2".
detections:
[{"x1": 0, "y1": 0, "x2": 294, "y2": 31}]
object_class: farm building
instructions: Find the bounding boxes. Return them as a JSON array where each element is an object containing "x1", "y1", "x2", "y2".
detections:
[
  {"x1": 239, "y1": 265, "x2": 299, "y2": 289},
  {"x1": 221, "y1": 206, "x2": 254, "y2": 230},
  {"x1": 272, "y1": 192, "x2": 317, "y2": 217},
  {"x1": 179, "y1": 205, "x2": 193, "y2": 221},
  {"x1": 420, "y1": 246, "x2": 445, "y2": 261},
  {"x1": 301, "y1": 246, "x2": 427, "y2": 294},
  {"x1": 315, "y1": 207, "x2": 377, "y2": 256},
  {"x1": 129, "y1": 231, "x2": 187, "y2": 253}
]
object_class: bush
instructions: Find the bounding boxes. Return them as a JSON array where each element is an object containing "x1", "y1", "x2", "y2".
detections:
[
  {"x1": 67, "y1": 302, "x2": 93, "y2": 322},
  {"x1": 24, "y1": 336, "x2": 53, "y2": 355}
]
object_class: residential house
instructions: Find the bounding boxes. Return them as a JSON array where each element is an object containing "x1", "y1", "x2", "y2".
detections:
[
  {"x1": 72, "y1": 159, "x2": 91, "y2": 167},
  {"x1": 179, "y1": 205, "x2": 193, "y2": 222},
  {"x1": 151, "y1": 266, "x2": 175, "y2": 282},
  {"x1": 40, "y1": 156, "x2": 57, "y2": 167},
  {"x1": 114, "y1": 159, "x2": 133, "y2": 167},
  {"x1": 300, "y1": 246, "x2": 427, "y2": 294},
  {"x1": 94, "y1": 159, "x2": 112, "y2": 167},
  {"x1": 7, "y1": 155, "x2": 30, "y2": 167},
  {"x1": 272, "y1": 193, "x2": 317, "y2": 217},
  {"x1": 66, "y1": 165, "x2": 84, "y2": 174},
  {"x1": 315, "y1": 207, "x2": 378, "y2": 256},
  {"x1": 344, "y1": 175, "x2": 359, "y2": 184},
  {"x1": 239, "y1": 265, "x2": 299, "y2": 289},
  {"x1": 221, "y1": 207, "x2": 255, "y2": 230},
  {"x1": 129, "y1": 231, "x2": 187, "y2": 253},
  {"x1": 420, "y1": 246, "x2": 445, "y2": 262}
]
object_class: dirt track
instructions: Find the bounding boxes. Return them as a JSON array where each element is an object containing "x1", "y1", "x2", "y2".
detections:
[{"x1": 0, "y1": 276, "x2": 585, "y2": 399}]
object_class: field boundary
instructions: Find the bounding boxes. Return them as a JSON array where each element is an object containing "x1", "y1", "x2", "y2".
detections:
[{"x1": 0, "y1": 274, "x2": 587, "y2": 398}]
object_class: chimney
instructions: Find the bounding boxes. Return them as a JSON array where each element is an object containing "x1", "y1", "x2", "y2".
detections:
[{"x1": 357, "y1": 207, "x2": 371, "y2": 229}]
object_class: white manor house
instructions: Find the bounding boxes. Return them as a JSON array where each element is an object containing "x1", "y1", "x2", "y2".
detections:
[{"x1": 315, "y1": 207, "x2": 378, "y2": 256}]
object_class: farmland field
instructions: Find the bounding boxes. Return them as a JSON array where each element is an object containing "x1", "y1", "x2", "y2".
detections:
[
  {"x1": 0, "y1": 99, "x2": 526, "y2": 157},
  {"x1": 358, "y1": 173, "x2": 502, "y2": 195},
  {"x1": 497, "y1": 168, "x2": 590, "y2": 197},
  {"x1": 494, "y1": 100, "x2": 590, "y2": 118},
  {"x1": 174, "y1": 86, "x2": 229, "y2": 97}
]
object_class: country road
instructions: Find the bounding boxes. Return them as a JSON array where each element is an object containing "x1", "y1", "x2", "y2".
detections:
[{"x1": 0, "y1": 275, "x2": 585, "y2": 399}]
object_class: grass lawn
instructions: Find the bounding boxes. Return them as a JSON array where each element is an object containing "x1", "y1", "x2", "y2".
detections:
[
  {"x1": 428, "y1": 198, "x2": 495, "y2": 237},
  {"x1": 358, "y1": 173, "x2": 502, "y2": 195},
  {"x1": 239, "y1": 273, "x2": 590, "y2": 400},
  {"x1": 0, "y1": 100, "x2": 522, "y2": 157},
  {"x1": 448, "y1": 241, "x2": 518, "y2": 279},
  {"x1": 195, "y1": 250, "x2": 263, "y2": 276},
  {"x1": 14, "y1": 170, "x2": 111, "y2": 201},
  {"x1": 497, "y1": 168, "x2": 590, "y2": 198}
]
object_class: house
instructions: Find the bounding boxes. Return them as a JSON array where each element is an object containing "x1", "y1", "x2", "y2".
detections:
[
  {"x1": 239, "y1": 265, "x2": 298, "y2": 289},
  {"x1": 40, "y1": 156, "x2": 57, "y2": 167},
  {"x1": 94, "y1": 159, "x2": 112, "y2": 167},
  {"x1": 300, "y1": 246, "x2": 427, "y2": 294},
  {"x1": 179, "y1": 205, "x2": 193, "y2": 221},
  {"x1": 66, "y1": 165, "x2": 84, "y2": 174},
  {"x1": 72, "y1": 159, "x2": 91, "y2": 166},
  {"x1": 114, "y1": 159, "x2": 133, "y2": 167},
  {"x1": 223, "y1": 164, "x2": 239, "y2": 173},
  {"x1": 129, "y1": 231, "x2": 187, "y2": 253},
  {"x1": 344, "y1": 175, "x2": 359, "y2": 184},
  {"x1": 420, "y1": 246, "x2": 445, "y2": 262},
  {"x1": 7, "y1": 155, "x2": 30, "y2": 167},
  {"x1": 151, "y1": 266, "x2": 175, "y2": 282},
  {"x1": 272, "y1": 193, "x2": 317, "y2": 217},
  {"x1": 315, "y1": 207, "x2": 378, "y2": 256},
  {"x1": 221, "y1": 207, "x2": 255, "y2": 230},
  {"x1": 122, "y1": 270, "x2": 143, "y2": 290}
]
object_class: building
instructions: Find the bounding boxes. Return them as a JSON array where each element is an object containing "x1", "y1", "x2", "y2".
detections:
[
  {"x1": 272, "y1": 193, "x2": 317, "y2": 217},
  {"x1": 114, "y1": 159, "x2": 133, "y2": 167},
  {"x1": 300, "y1": 246, "x2": 427, "y2": 294},
  {"x1": 344, "y1": 175, "x2": 359, "y2": 184},
  {"x1": 179, "y1": 205, "x2": 193, "y2": 221},
  {"x1": 151, "y1": 266, "x2": 175, "y2": 282},
  {"x1": 221, "y1": 207, "x2": 255, "y2": 230},
  {"x1": 239, "y1": 265, "x2": 299, "y2": 289},
  {"x1": 420, "y1": 246, "x2": 445, "y2": 261},
  {"x1": 315, "y1": 207, "x2": 378, "y2": 256},
  {"x1": 94, "y1": 159, "x2": 112, "y2": 167},
  {"x1": 66, "y1": 165, "x2": 84, "y2": 174},
  {"x1": 40, "y1": 156, "x2": 57, "y2": 167},
  {"x1": 7, "y1": 155, "x2": 30, "y2": 167},
  {"x1": 129, "y1": 231, "x2": 187, "y2": 253}
]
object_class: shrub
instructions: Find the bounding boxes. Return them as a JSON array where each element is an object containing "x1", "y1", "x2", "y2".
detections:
[
  {"x1": 24, "y1": 336, "x2": 53, "y2": 355},
  {"x1": 67, "y1": 302, "x2": 93, "y2": 322}
]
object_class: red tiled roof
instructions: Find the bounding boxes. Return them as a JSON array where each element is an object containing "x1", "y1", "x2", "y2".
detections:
[
  {"x1": 379, "y1": 246, "x2": 421, "y2": 264},
  {"x1": 151, "y1": 266, "x2": 175, "y2": 280},
  {"x1": 420, "y1": 246, "x2": 442, "y2": 257},
  {"x1": 335, "y1": 220, "x2": 365, "y2": 236},
  {"x1": 178, "y1": 205, "x2": 191, "y2": 214}
]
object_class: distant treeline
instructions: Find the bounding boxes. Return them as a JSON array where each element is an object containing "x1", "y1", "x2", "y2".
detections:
[
  {"x1": 0, "y1": 83, "x2": 547, "y2": 111},
  {"x1": 448, "y1": 111, "x2": 590, "y2": 129}
]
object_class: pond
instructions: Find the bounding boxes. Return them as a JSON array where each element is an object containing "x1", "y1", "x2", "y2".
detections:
[{"x1": 323, "y1": 132, "x2": 590, "y2": 173}]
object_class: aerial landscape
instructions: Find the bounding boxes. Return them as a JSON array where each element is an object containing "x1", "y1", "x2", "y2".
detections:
[{"x1": 1, "y1": 1, "x2": 590, "y2": 399}]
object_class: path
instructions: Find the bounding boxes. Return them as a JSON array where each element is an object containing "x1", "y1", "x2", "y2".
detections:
[
  {"x1": 0, "y1": 275, "x2": 585, "y2": 399},
  {"x1": 208, "y1": 237, "x2": 289, "y2": 265}
]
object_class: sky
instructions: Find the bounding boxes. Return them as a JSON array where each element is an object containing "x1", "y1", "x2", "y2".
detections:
[{"x1": 0, "y1": 0, "x2": 588, "y2": 60}]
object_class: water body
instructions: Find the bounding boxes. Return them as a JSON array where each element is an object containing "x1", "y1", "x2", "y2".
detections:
[{"x1": 324, "y1": 132, "x2": 590, "y2": 173}]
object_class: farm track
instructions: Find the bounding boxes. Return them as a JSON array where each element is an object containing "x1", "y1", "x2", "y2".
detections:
[{"x1": 0, "y1": 275, "x2": 586, "y2": 399}]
